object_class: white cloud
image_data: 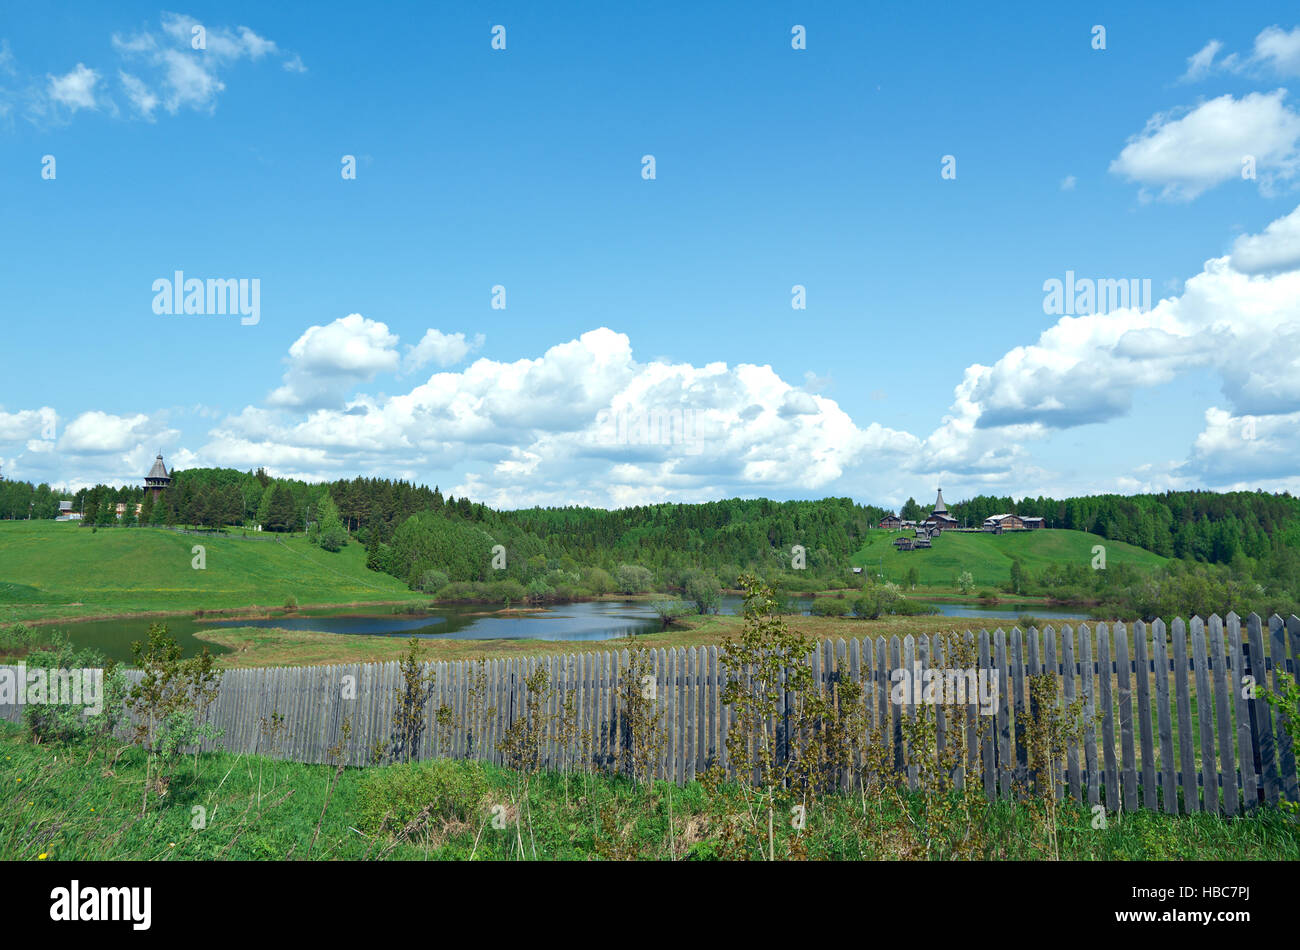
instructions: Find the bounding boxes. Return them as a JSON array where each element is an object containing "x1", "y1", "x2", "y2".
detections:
[
  {"x1": 1252, "y1": 25, "x2": 1300, "y2": 77},
  {"x1": 60, "y1": 411, "x2": 159, "y2": 454},
  {"x1": 0, "y1": 408, "x2": 55, "y2": 441},
  {"x1": 1180, "y1": 39, "x2": 1223, "y2": 82},
  {"x1": 1181, "y1": 407, "x2": 1300, "y2": 484},
  {"x1": 267, "y1": 314, "x2": 401, "y2": 409},
  {"x1": 1109, "y1": 91, "x2": 1300, "y2": 201},
  {"x1": 922, "y1": 203, "x2": 1300, "y2": 482},
  {"x1": 282, "y1": 54, "x2": 307, "y2": 74},
  {"x1": 1230, "y1": 203, "x2": 1300, "y2": 274},
  {"x1": 47, "y1": 63, "x2": 99, "y2": 111},
  {"x1": 111, "y1": 14, "x2": 290, "y2": 116},
  {"x1": 1180, "y1": 26, "x2": 1300, "y2": 83},
  {"x1": 1059, "y1": 174, "x2": 1076, "y2": 191},
  {"x1": 403, "y1": 329, "x2": 485, "y2": 372},
  {"x1": 119, "y1": 71, "x2": 158, "y2": 118},
  {"x1": 191, "y1": 327, "x2": 924, "y2": 507}
]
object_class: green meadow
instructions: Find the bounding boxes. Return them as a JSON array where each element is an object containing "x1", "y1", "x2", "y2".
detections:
[
  {"x1": 851, "y1": 527, "x2": 1168, "y2": 591},
  {"x1": 4, "y1": 722, "x2": 1296, "y2": 861},
  {"x1": 0, "y1": 520, "x2": 421, "y2": 624}
]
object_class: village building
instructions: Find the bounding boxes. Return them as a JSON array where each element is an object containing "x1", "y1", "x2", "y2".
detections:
[
  {"x1": 878, "y1": 514, "x2": 902, "y2": 530},
  {"x1": 55, "y1": 501, "x2": 80, "y2": 521},
  {"x1": 922, "y1": 488, "x2": 958, "y2": 532},
  {"x1": 145, "y1": 452, "x2": 171, "y2": 501},
  {"x1": 981, "y1": 513, "x2": 1047, "y2": 532}
]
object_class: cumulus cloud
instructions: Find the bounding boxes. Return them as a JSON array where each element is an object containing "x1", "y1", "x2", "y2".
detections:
[
  {"x1": 403, "y1": 329, "x2": 485, "y2": 372},
  {"x1": 59, "y1": 411, "x2": 166, "y2": 454},
  {"x1": 191, "y1": 327, "x2": 923, "y2": 507},
  {"x1": 923, "y1": 202, "x2": 1300, "y2": 485},
  {"x1": 1181, "y1": 407, "x2": 1300, "y2": 483},
  {"x1": 267, "y1": 314, "x2": 401, "y2": 409},
  {"x1": 1229, "y1": 204, "x2": 1300, "y2": 274},
  {"x1": 10, "y1": 204, "x2": 1300, "y2": 500},
  {"x1": 1109, "y1": 91, "x2": 1300, "y2": 201}
]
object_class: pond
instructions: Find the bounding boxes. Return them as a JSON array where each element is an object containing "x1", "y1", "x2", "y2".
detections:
[
  {"x1": 920, "y1": 601, "x2": 1091, "y2": 622},
  {"x1": 39, "y1": 595, "x2": 1091, "y2": 662}
]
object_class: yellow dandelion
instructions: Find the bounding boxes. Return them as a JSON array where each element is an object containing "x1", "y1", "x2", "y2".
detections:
[{"x1": 38, "y1": 853, "x2": 47, "y2": 860}]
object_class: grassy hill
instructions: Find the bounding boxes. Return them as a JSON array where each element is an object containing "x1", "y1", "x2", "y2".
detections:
[
  {"x1": 850, "y1": 528, "x2": 1167, "y2": 591},
  {"x1": 0, "y1": 521, "x2": 421, "y2": 623}
]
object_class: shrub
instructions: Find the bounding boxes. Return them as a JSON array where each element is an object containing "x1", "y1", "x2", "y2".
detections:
[
  {"x1": 355, "y1": 759, "x2": 489, "y2": 837},
  {"x1": 683, "y1": 570, "x2": 722, "y2": 614},
  {"x1": 810, "y1": 597, "x2": 850, "y2": 617},
  {"x1": 489, "y1": 579, "x2": 526, "y2": 604},
  {"x1": 416, "y1": 569, "x2": 449, "y2": 594},
  {"x1": 649, "y1": 597, "x2": 692, "y2": 626},
  {"x1": 853, "y1": 591, "x2": 881, "y2": 619},
  {"x1": 615, "y1": 564, "x2": 654, "y2": 594},
  {"x1": 580, "y1": 566, "x2": 615, "y2": 595},
  {"x1": 525, "y1": 578, "x2": 555, "y2": 604},
  {"x1": 889, "y1": 597, "x2": 939, "y2": 616}
]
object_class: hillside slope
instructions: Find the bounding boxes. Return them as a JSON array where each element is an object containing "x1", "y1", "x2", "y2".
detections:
[
  {"x1": 0, "y1": 521, "x2": 420, "y2": 622},
  {"x1": 850, "y1": 528, "x2": 1167, "y2": 589}
]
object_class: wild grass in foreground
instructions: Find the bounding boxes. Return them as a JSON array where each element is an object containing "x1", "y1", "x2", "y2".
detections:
[{"x1": 3, "y1": 722, "x2": 1297, "y2": 861}]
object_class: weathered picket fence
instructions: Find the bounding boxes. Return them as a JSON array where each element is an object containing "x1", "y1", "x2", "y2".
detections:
[{"x1": 3, "y1": 612, "x2": 1297, "y2": 814}]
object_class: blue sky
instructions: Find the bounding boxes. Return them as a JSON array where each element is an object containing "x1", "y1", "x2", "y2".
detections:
[{"x1": 3, "y1": 2, "x2": 1300, "y2": 508}]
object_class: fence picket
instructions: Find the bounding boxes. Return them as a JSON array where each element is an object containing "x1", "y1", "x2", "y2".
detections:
[
  {"x1": 1153, "y1": 620, "x2": 1177, "y2": 814},
  {"x1": 1096, "y1": 624, "x2": 1120, "y2": 810},
  {"x1": 1191, "y1": 617, "x2": 1219, "y2": 814},
  {"x1": 1246, "y1": 614, "x2": 1279, "y2": 806},
  {"x1": 1227, "y1": 614, "x2": 1258, "y2": 810},
  {"x1": 1114, "y1": 623, "x2": 1138, "y2": 811},
  {"x1": 1269, "y1": 615, "x2": 1298, "y2": 803},
  {"x1": 1079, "y1": 624, "x2": 1099, "y2": 807},
  {"x1": 1133, "y1": 622, "x2": 1158, "y2": 810},
  {"x1": 1171, "y1": 618, "x2": 1199, "y2": 813},
  {"x1": 995, "y1": 630, "x2": 1012, "y2": 797},
  {"x1": 1209, "y1": 616, "x2": 1238, "y2": 816}
]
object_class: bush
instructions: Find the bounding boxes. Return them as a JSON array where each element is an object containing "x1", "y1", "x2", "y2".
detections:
[
  {"x1": 615, "y1": 564, "x2": 654, "y2": 594},
  {"x1": 649, "y1": 597, "x2": 693, "y2": 625},
  {"x1": 416, "y1": 569, "x2": 449, "y2": 594},
  {"x1": 355, "y1": 759, "x2": 489, "y2": 837},
  {"x1": 683, "y1": 570, "x2": 722, "y2": 614},
  {"x1": 810, "y1": 597, "x2": 851, "y2": 617},
  {"x1": 889, "y1": 597, "x2": 939, "y2": 616},
  {"x1": 580, "y1": 566, "x2": 615, "y2": 595},
  {"x1": 489, "y1": 579, "x2": 527, "y2": 604},
  {"x1": 525, "y1": 578, "x2": 555, "y2": 604},
  {"x1": 22, "y1": 633, "x2": 128, "y2": 748},
  {"x1": 853, "y1": 592, "x2": 881, "y2": 619}
]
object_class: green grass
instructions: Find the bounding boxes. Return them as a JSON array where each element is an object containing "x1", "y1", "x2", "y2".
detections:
[
  {"x1": 3, "y1": 723, "x2": 1296, "y2": 861},
  {"x1": 0, "y1": 520, "x2": 422, "y2": 624},
  {"x1": 852, "y1": 528, "x2": 1167, "y2": 591}
]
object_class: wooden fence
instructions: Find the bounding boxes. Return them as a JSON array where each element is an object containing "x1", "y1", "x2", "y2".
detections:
[{"x1": 3, "y1": 612, "x2": 1298, "y2": 814}]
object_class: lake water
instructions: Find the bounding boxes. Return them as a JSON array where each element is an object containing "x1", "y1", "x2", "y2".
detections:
[{"x1": 40, "y1": 595, "x2": 1091, "y2": 661}]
